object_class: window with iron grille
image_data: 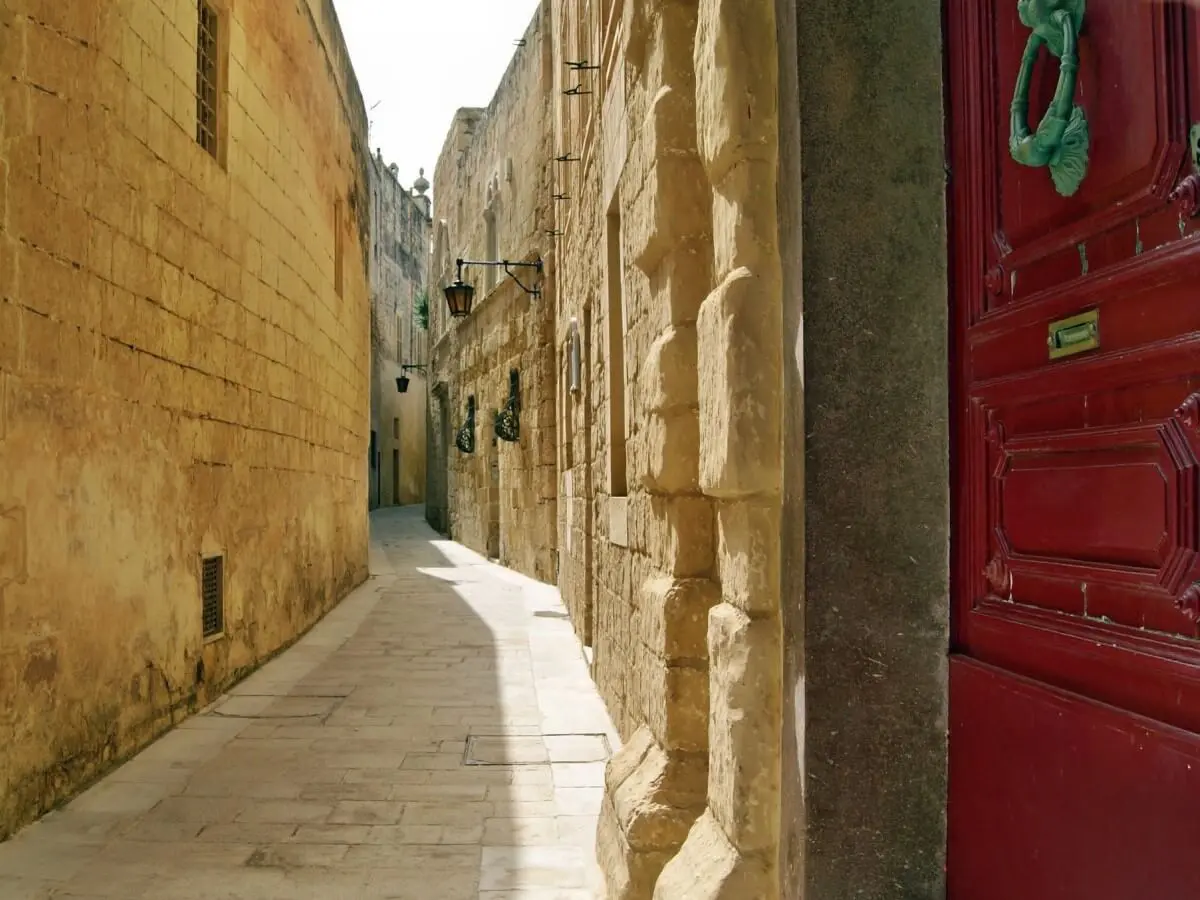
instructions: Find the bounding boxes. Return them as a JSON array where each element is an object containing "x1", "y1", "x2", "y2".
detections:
[
  {"x1": 195, "y1": 0, "x2": 220, "y2": 158},
  {"x1": 202, "y1": 555, "x2": 224, "y2": 638}
]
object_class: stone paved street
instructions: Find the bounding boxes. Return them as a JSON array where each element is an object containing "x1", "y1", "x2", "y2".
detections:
[{"x1": 0, "y1": 507, "x2": 617, "y2": 899}]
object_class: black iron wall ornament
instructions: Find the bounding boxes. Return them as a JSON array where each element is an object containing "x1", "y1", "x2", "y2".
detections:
[
  {"x1": 494, "y1": 369, "x2": 521, "y2": 443},
  {"x1": 456, "y1": 396, "x2": 477, "y2": 454}
]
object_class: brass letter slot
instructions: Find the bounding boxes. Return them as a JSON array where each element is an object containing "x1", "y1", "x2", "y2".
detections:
[{"x1": 1048, "y1": 309, "x2": 1099, "y2": 360}]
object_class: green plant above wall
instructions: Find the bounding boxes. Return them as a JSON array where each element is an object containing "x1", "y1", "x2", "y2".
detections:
[{"x1": 415, "y1": 291, "x2": 430, "y2": 331}]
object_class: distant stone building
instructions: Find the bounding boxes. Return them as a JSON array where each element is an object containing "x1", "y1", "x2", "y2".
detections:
[
  {"x1": 367, "y1": 153, "x2": 431, "y2": 509},
  {"x1": 425, "y1": 3, "x2": 559, "y2": 582},
  {"x1": 0, "y1": 0, "x2": 371, "y2": 839}
]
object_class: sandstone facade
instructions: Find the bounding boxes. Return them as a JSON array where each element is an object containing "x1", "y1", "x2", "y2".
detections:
[
  {"x1": 425, "y1": 3, "x2": 558, "y2": 583},
  {"x1": 548, "y1": 0, "x2": 786, "y2": 896},
  {"x1": 368, "y1": 153, "x2": 430, "y2": 510},
  {"x1": 0, "y1": 0, "x2": 371, "y2": 839}
]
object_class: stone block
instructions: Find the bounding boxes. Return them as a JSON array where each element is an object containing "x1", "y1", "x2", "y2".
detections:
[
  {"x1": 0, "y1": 505, "x2": 27, "y2": 589},
  {"x1": 642, "y1": 325, "x2": 697, "y2": 415},
  {"x1": 659, "y1": 245, "x2": 713, "y2": 327},
  {"x1": 652, "y1": 810, "x2": 776, "y2": 900},
  {"x1": 640, "y1": 409, "x2": 699, "y2": 496},
  {"x1": 0, "y1": 296, "x2": 21, "y2": 375},
  {"x1": 707, "y1": 603, "x2": 781, "y2": 854},
  {"x1": 710, "y1": 158, "x2": 780, "y2": 282},
  {"x1": 627, "y1": 150, "x2": 710, "y2": 277},
  {"x1": 636, "y1": 576, "x2": 719, "y2": 663},
  {"x1": 651, "y1": 1, "x2": 700, "y2": 97},
  {"x1": 645, "y1": 494, "x2": 714, "y2": 578},
  {"x1": 644, "y1": 658, "x2": 708, "y2": 754},
  {"x1": 697, "y1": 267, "x2": 783, "y2": 499},
  {"x1": 716, "y1": 498, "x2": 781, "y2": 615},
  {"x1": 598, "y1": 798, "x2": 674, "y2": 900},
  {"x1": 694, "y1": 0, "x2": 779, "y2": 182},
  {"x1": 605, "y1": 726, "x2": 707, "y2": 853}
]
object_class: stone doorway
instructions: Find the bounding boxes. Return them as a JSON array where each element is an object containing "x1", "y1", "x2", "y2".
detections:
[{"x1": 487, "y1": 433, "x2": 500, "y2": 560}]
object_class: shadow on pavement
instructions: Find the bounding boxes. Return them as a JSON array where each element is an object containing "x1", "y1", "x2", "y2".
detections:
[{"x1": 0, "y1": 506, "x2": 611, "y2": 899}]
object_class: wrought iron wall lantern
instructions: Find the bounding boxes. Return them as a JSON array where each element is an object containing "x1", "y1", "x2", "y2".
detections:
[
  {"x1": 455, "y1": 396, "x2": 477, "y2": 454},
  {"x1": 442, "y1": 256, "x2": 544, "y2": 319},
  {"x1": 494, "y1": 369, "x2": 521, "y2": 443},
  {"x1": 395, "y1": 364, "x2": 427, "y2": 394}
]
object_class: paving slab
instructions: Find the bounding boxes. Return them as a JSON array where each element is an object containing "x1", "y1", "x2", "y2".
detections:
[{"x1": 0, "y1": 506, "x2": 617, "y2": 899}]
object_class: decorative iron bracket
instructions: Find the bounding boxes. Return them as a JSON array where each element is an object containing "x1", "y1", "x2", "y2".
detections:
[
  {"x1": 494, "y1": 370, "x2": 521, "y2": 444},
  {"x1": 455, "y1": 257, "x2": 544, "y2": 299},
  {"x1": 456, "y1": 396, "x2": 477, "y2": 454}
]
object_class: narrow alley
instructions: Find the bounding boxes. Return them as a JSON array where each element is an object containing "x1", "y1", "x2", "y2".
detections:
[{"x1": 0, "y1": 508, "x2": 615, "y2": 899}]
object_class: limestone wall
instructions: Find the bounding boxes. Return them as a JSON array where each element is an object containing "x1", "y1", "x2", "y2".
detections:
[
  {"x1": 426, "y1": 1, "x2": 558, "y2": 583},
  {"x1": 0, "y1": 0, "x2": 371, "y2": 838}
]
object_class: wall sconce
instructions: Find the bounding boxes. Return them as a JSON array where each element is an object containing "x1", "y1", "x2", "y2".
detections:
[
  {"x1": 456, "y1": 396, "x2": 476, "y2": 454},
  {"x1": 568, "y1": 318, "x2": 581, "y2": 393},
  {"x1": 443, "y1": 256, "x2": 544, "y2": 319},
  {"x1": 395, "y1": 364, "x2": 427, "y2": 394},
  {"x1": 495, "y1": 369, "x2": 521, "y2": 443}
]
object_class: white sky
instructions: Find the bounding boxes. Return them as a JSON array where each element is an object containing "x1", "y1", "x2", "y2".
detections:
[{"x1": 333, "y1": 0, "x2": 542, "y2": 197}]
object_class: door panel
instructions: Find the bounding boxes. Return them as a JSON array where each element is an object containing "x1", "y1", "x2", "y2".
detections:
[
  {"x1": 948, "y1": 658, "x2": 1200, "y2": 900},
  {"x1": 949, "y1": 0, "x2": 1200, "y2": 894}
]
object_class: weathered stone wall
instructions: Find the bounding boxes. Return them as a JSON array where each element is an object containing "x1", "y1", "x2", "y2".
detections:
[
  {"x1": 426, "y1": 1, "x2": 558, "y2": 583},
  {"x1": 551, "y1": 0, "x2": 785, "y2": 896},
  {"x1": 368, "y1": 153, "x2": 430, "y2": 509},
  {"x1": 437, "y1": 276, "x2": 558, "y2": 580},
  {"x1": 0, "y1": 0, "x2": 371, "y2": 839}
]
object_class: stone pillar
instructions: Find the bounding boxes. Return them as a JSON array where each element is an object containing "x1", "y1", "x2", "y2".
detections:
[
  {"x1": 791, "y1": 0, "x2": 950, "y2": 893},
  {"x1": 653, "y1": 0, "x2": 785, "y2": 896}
]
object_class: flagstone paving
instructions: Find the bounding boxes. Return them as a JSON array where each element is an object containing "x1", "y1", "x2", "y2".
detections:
[{"x1": 0, "y1": 506, "x2": 617, "y2": 899}]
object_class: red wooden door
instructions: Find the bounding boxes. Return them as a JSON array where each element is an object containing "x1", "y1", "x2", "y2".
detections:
[{"x1": 948, "y1": 2, "x2": 1200, "y2": 896}]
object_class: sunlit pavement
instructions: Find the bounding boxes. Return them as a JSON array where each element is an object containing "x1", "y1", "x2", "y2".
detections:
[{"x1": 0, "y1": 506, "x2": 617, "y2": 899}]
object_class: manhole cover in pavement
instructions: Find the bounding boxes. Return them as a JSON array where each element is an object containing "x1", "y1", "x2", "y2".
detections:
[
  {"x1": 464, "y1": 733, "x2": 612, "y2": 766},
  {"x1": 215, "y1": 695, "x2": 341, "y2": 719}
]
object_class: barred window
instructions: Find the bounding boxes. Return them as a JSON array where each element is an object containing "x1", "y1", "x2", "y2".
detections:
[{"x1": 195, "y1": 0, "x2": 220, "y2": 158}]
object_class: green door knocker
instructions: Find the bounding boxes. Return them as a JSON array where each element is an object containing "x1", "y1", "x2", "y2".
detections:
[{"x1": 1010, "y1": 0, "x2": 1089, "y2": 197}]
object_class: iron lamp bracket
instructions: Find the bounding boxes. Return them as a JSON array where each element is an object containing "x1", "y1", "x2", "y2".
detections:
[{"x1": 455, "y1": 257, "x2": 544, "y2": 299}]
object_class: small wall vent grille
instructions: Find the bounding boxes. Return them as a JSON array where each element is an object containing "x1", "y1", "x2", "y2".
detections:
[{"x1": 202, "y1": 555, "x2": 224, "y2": 638}]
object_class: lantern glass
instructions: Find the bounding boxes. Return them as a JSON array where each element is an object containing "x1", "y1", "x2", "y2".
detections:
[
  {"x1": 396, "y1": 376, "x2": 410, "y2": 393},
  {"x1": 444, "y1": 281, "x2": 475, "y2": 318}
]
